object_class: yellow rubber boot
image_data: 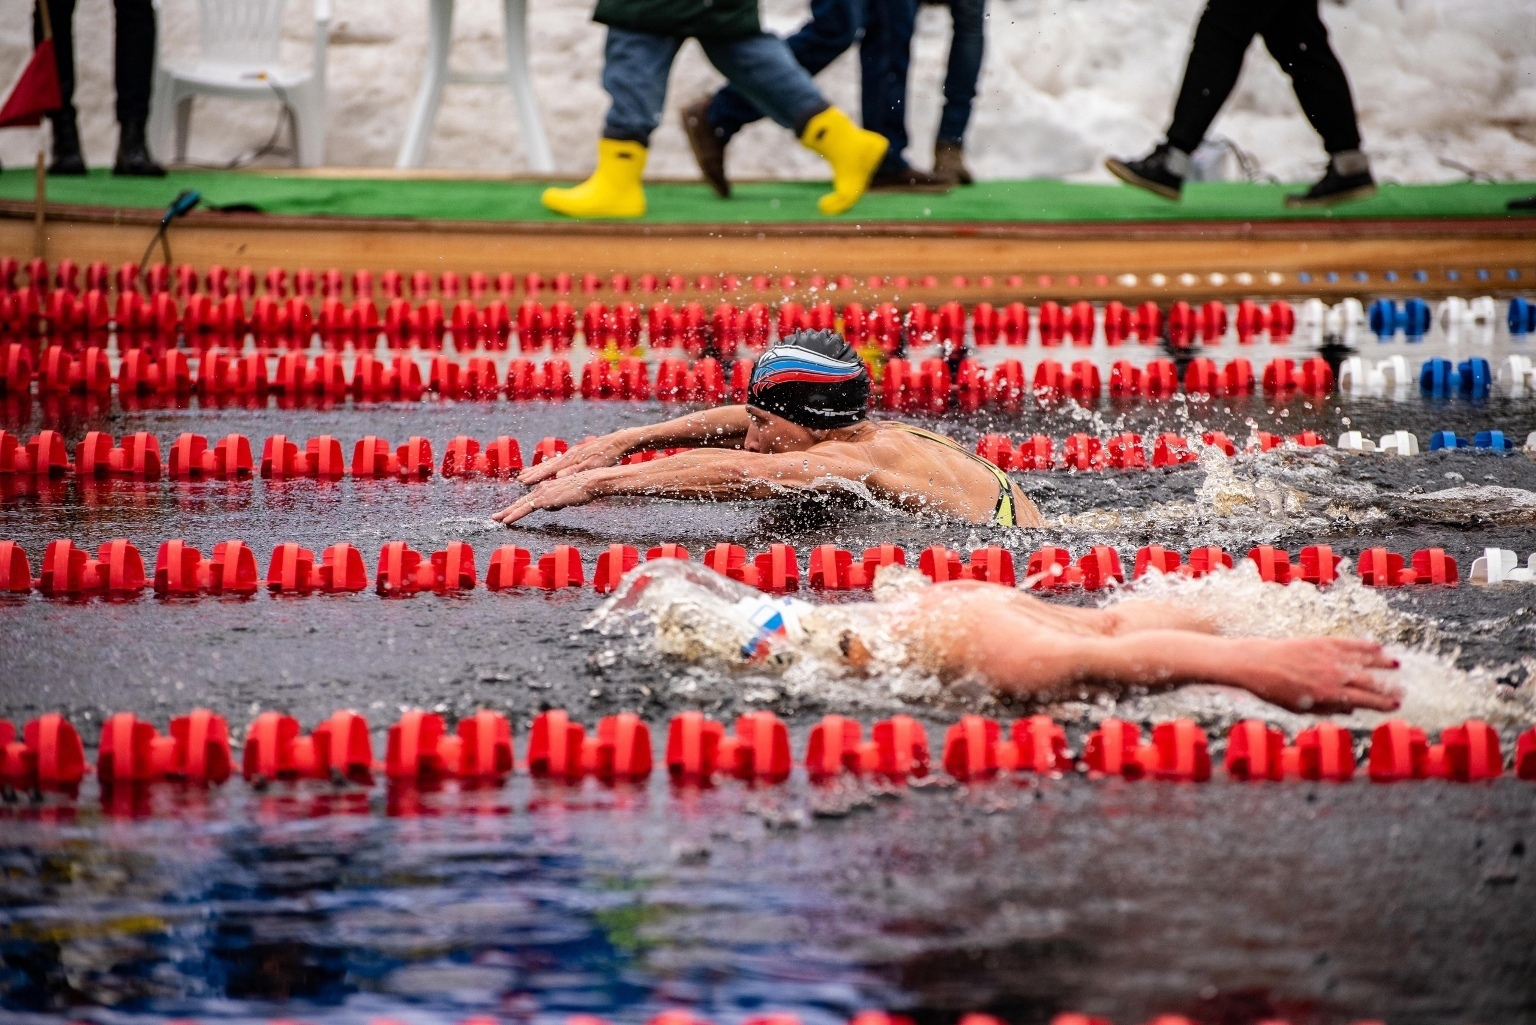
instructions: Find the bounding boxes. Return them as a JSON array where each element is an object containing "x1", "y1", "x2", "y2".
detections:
[
  {"x1": 799, "y1": 107, "x2": 889, "y2": 216},
  {"x1": 541, "y1": 139, "x2": 647, "y2": 219}
]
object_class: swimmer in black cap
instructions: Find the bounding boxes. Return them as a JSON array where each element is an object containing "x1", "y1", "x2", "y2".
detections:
[{"x1": 493, "y1": 329, "x2": 1046, "y2": 527}]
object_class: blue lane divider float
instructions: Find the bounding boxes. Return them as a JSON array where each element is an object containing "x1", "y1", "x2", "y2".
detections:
[
  {"x1": 1418, "y1": 357, "x2": 1493, "y2": 399},
  {"x1": 1474, "y1": 430, "x2": 1515, "y2": 451},
  {"x1": 1509, "y1": 297, "x2": 1535, "y2": 335},
  {"x1": 1369, "y1": 298, "x2": 1435, "y2": 340},
  {"x1": 1425, "y1": 431, "x2": 1519, "y2": 451},
  {"x1": 1428, "y1": 431, "x2": 1467, "y2": 451}
]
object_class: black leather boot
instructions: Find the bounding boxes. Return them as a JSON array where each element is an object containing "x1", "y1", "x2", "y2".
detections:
[
  {"x1": 48, "y1": 114, "x2": 88, "y2": 175},
  {"x1": 114, "y1": 120, "x2": 166, "y2": 177}
]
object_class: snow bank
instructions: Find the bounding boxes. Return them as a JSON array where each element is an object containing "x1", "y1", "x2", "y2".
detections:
[{"x1": 1, "y1": 0, "x2": 1531, "y2": 183}]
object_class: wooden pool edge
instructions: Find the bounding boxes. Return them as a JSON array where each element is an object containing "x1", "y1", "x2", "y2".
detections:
[{"x1": 4, "y1": 201, "x2": 1533, "y2": 303}]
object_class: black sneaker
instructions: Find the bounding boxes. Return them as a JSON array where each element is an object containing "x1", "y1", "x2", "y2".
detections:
[
  {"x1": 682, "y1": 98, "x2": 730, "y2": 199},
  {"x1": 1105, "y1": 143, "x2": 1190, "y2": 200},
  {"x1": 48, "y1": 114, "x2": 88, "y2": 176},
  {"x1": 113, "y1": 120, "x2": 166, "y2": 177},
  {"x1": 1285, "y1": 150, "x2": 1375, "y2": 208}
]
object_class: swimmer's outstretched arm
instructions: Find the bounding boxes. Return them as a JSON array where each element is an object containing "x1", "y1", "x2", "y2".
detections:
[
  {"x1": 928, "y1": 609, "x2": 1401, "y2": 714},
  {"x1": 518, "y1": 407, "x2": 753, "y2": 485},
  {"x1": 494, "y1": 445, "x2": 873, "y2": 524}
]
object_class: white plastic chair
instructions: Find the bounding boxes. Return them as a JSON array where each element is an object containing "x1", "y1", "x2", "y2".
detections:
[
  {"x1": 395, "y1": 0, "x2": 554, "y2": 172},
  {"x1": 148, "y1": 0, "x2": 330, "y2": 168}
]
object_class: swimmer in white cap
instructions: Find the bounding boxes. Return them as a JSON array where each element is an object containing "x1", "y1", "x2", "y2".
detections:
[
  {"x1": 493, "y1": 329, "x2": 1047, "y2": 527},
  {"x1": 598, "y1": 559, "x2": 1403, "y2": 714}
]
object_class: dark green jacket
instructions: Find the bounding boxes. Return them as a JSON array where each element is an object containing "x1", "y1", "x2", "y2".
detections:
[{"x1": 594, "y1": 0, "x2": 759, "y2": 40}]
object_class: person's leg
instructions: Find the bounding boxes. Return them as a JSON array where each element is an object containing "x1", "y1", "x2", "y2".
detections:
[
  {"x1": 936, "y1": 0, "x2": 983, "y2": 145},
  {"x1": 858, "y1": 0, "x2": 947, "y2": 188},
  {"x1": 688, "y1": 0, "x2": 867, "y2": 197},
  {"x1": 1105, "y1": 0, "x2": 1269, "y2": 200},
  {"x1": 543, "y1": 28, "x2": 678, "y2": 218},
  {"x1": 699, "y1": 34, "x2": 829, "y2": 136},
  {"x1": 1164, "y1": 0, "x2": 1269, "y2": 154},
  {"x1": 1263, "y1": 0, "x2": 1375, "y2": 206},
  {"x1": 701, "y1": 33, "x2": 886, "y2": 215},
  {"x1": 707, "y1": 0, "x2": 864, "y2": 142},
  {"x1": 860, "y1": 0, "x2": 917, "y2": 175},
  {"x1": 1258, "y1": 0, "x2": 1360, "y2": 156},
  {"x1": 113, "y1": 0, "x2": 164, "y2": 175},
  {"x1": 34, "y1": 0, "x2": 85, "y2": 174},
  {"x1": 600, "y1": 28, "x2": 682, "y2": 146},
  {"x1": 933, "y1": 0, "x2": 984, "y2": 184}
]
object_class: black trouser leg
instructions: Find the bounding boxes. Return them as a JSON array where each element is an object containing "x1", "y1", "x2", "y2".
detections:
[
  {"x1": 1164, "y1": 0, "x2": 1268, "y2": 154},
  {"x1": 1258, "y1": 0, "x2": 1361, "y2": 154},
  {"x1": 33, "y1": 0, "x2": 79, "y2": 131},
  {"x1": 114, "y1": 0, "x2": 157, "y2": 126}
]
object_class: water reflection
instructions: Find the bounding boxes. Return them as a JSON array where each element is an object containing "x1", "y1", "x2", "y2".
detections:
[{"x1": 0, "y1": 776, "x2": 905, "y2": 1024}]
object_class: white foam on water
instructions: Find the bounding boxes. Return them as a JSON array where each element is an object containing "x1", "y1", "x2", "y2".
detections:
[
  {"x1": 1052, "y1": 444, "x2": 1385, "y2": 548},
  {"x1": 1093, "y1": 561, "x2": 1536, "y2": 736}
]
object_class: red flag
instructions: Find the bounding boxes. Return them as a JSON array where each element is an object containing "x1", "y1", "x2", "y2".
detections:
[{"x1": 0, "y1": 40, "x2": 62, "y2": 129}]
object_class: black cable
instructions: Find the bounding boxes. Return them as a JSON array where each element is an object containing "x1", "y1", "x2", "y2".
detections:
[
  {"x1": 169, "y1": 76, "x2": 297, "y2": 171},
  {"x1": 136, "y1": 190, "x2": 202, "y2": 285}
]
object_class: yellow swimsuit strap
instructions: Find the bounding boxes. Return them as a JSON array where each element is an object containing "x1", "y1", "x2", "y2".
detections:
[{"x1": 885, "y1": 423, "x2": 1017, "y2": 527}]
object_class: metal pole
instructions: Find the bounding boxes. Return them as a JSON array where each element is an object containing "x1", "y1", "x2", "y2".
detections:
[{"x1": 33, "y1": 149, "x2": 46, "y2": 260}]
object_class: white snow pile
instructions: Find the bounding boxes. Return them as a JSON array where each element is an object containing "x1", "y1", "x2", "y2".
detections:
[{"x1": 0, "y1": 0, "x2": 1531, "y2": 183}]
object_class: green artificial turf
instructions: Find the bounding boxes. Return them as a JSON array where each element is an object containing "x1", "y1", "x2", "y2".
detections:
[{"x1": 2, "y1": 168, "x2": 1532, "y2": 224}]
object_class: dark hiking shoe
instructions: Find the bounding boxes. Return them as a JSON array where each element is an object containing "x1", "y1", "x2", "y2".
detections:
[
  {"x1": 682, "y1": 98, "x2": 730, "y2": 199},
  {"x1": 933, "y1": 139, "x2": 973, "y2": 185},
  {"x1": 870, "y1": 165, "x2": 952, "y2": 192},
  {"x1": 1285, "y1": 150, "x2": 1375, "y2": 208},
  {"x1": 1105, "y1": 142, "x2": 1191, "y2": 200},
  {"x1": 113, "y1": 120, "x2": 166, "y2": 177}
]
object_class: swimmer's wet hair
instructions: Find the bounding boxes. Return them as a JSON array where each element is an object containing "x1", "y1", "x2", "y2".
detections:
[{"x1": 748, "y1": 329, "x2": 870, "y2": 429}]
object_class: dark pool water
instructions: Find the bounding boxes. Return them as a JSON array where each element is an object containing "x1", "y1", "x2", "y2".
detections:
[{"x1": 2, "y1": 325, "x2": 1535, "y2": 1025}]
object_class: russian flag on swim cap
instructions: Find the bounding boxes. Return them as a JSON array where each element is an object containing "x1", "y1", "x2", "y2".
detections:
[
  {"x1": 749, "y1": 344, "x2": 866, "y2": 396},
  {"x1": 747, "y1": 330, "x2": 870, "y2": 428}
]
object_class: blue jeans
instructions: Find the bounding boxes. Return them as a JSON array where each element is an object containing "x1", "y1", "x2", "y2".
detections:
[
  {"x1": 602, "y1": 28, "x2": 829, "y2": 146},
  {"x1": 860, "y1": 0, "x2": 915, "y2": 173},
  {"x1": 706, "y1": 0, "x2": 866, "y2": 143},
  {"x1": 863, "y1": 0, "x2": 985, "y2": 172},
  {"x1": 937, "y1": 0, "x2": 985, "y2": 144}
]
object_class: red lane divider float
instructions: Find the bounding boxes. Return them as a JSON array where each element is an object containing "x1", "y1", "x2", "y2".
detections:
[
  {"x1": 0, "y1": 430, "x2": 575, "y2": 481},
  {"x1": 0, "y1": 539, "x2": 1464, "y2": 598},
  {"x1": 1, "y1": 260, "x2": 1300, "y2": 356},
  {"x1": 3, "y1": 710, "x2": 1531, "y2": 798},
  {"x1": 2, "y1": 345, "x2": 1360, "y2": 413},
  {"x1": 976, "y1": 428, "x2": 1324, "y2": 471},
  {"x1": 0, "y1": 426, "x2": 1354, "y2": 490}
]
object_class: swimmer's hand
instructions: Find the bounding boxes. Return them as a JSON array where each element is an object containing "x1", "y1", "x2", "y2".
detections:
[
  {"x1": 518, "y1": 432, "x2": 632, "y2": 485},
  {"x1": 1230, "y1": 637, "x2": 1402, "y2": 714},
  {"x1": 493, "y1": 474, "x2": 599, "y2": 525}
]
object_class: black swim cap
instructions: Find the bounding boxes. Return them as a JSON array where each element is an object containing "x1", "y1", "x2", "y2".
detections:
[{"x1": 747, "y1": 329, "x2": 870, "y2": 429}]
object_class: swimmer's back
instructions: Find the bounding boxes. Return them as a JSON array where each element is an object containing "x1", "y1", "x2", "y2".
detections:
[{"x1": 847, "y1": 422, "x2": 1046, "y2": 526}]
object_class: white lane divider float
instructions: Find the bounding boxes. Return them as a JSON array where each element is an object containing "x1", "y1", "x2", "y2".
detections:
[{"x1": 1469, "y1": 549, "x2": 1536, "y2": 585}]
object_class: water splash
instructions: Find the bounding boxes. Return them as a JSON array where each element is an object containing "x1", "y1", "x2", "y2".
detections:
[
  {"x1": 1096, "y1": 560, "x2": 1536, "y2": 736},
  {"x1": 586, "y1": 557, "x2": 1535, "y2": 735}
]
